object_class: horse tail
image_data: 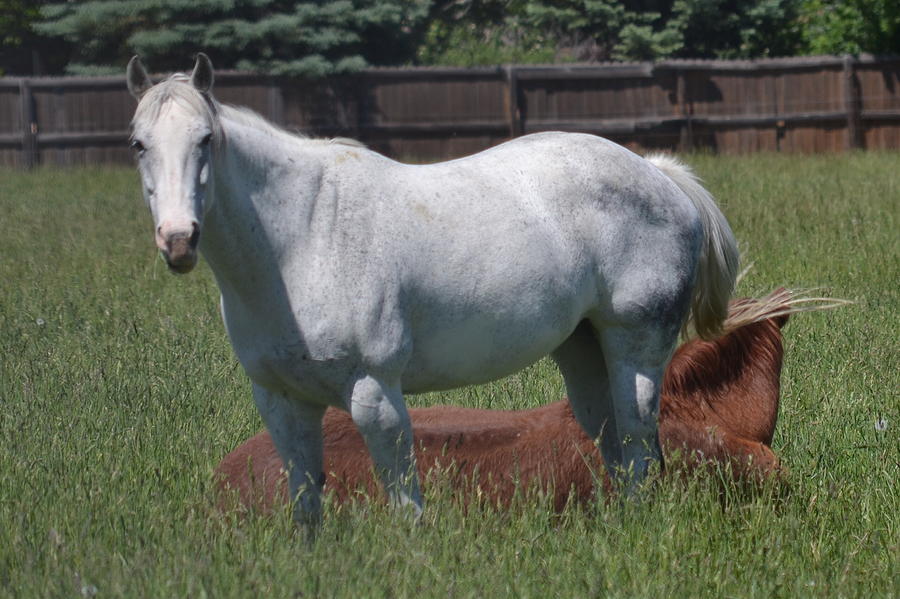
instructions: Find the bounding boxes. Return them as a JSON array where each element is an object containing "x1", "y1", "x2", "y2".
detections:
[{"x1": 646, "y1": 153, "x2": 741, "y2": 340}]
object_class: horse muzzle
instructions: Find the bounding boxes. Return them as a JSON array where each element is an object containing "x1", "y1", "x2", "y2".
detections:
[{"x1": 157, "y1": 222, "x2": 200, "y2": 274}]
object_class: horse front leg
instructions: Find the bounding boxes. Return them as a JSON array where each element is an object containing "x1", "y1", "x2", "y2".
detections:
[
  {"x1": 347, "y1": 375, "x2": 423, "y2": 518},
  {"x1": 252, "y1": 383, "x2": 326, "y2": 530}
]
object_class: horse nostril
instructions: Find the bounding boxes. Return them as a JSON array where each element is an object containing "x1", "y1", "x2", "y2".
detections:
[{"x1": 189, "y1": 223, "x2": 200, "y2": 249}]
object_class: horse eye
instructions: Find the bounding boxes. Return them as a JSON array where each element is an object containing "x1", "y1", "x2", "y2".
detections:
[
  {"x1": 130, "y1": 139, "x2": 145, "y2": 153},
  {"x1": 200, "y1": 133, "x2": 212, "y2": 146}
]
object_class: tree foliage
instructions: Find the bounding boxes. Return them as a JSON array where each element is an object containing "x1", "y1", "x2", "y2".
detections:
[
  {"x1": 0, "y1": 0, "x2": 70, "y2": 74},
  {"x1": 35, "y1": 0, "x2": 430, "y2": 76},
  {"x1": 0, "y1": 0, "x2": 38, "y2": 48},
  {"x1": 666, "y1": 0, "x2": 804, "y2": 59},
  {"x1": 801, "y1": 0, "x2": 900, "y2": 55},
  {"x1": 4, "y1": 0, "x2": 899, "y2": 75},
  {"x1": 523, "y1": 0, "x2": 681, "y2": 61},
  {"x1": 416, "y1": 0, "x2": 806, "y2": 65}
]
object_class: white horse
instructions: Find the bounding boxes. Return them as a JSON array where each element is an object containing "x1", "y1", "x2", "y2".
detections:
[{"x1": 126, "y1": 54, "x2": 739, "y2": 526}]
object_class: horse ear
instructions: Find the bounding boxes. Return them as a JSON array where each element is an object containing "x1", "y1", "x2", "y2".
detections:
[
  {"x1": 126, "y1": 56, "x2": 153, "y2": 99},
  {"x1": 190, "y1": 53, "x2": 214, "y2": 94}
]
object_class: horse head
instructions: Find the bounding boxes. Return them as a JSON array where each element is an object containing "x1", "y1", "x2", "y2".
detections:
[{"x1": 127, "y1": 54, "x2": 218, "y2": 274}]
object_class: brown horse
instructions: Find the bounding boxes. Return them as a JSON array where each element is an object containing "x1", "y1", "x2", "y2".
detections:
[{"x1": 215, "y1": 290, "x2": 828, "y2": 512}]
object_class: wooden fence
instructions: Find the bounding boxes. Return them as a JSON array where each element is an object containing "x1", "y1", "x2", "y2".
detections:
[{"x1": 3, "y1": 55, "x2": 900, "y2": 167}]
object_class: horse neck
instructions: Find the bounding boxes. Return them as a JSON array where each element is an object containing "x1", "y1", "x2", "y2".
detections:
[
  {"x1": 662, "y1": 318, "x2": 784, "y2": 442},
  {"x1": 200, "y1": 114, "x2": 325, "y2": 298}
]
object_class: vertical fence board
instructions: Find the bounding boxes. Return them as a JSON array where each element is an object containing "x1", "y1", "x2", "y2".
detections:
[
  {"x1": 843, "y1": 56, "x2": 863, "y2": 149},
  {"x1": 18, "y1": 80, "x2": 36, "y2": 168},
  {"x1": 505, "y1": 66, "x2": 521, "y2": 138},
  {"x1": 3, "y1": 57, "x2": 900, "y2": 168}
]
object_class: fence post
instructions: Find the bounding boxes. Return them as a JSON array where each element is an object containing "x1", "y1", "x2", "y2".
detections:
[
  {"x1": 504, "y1": 66, "x2": 521, "y2": 138},
  {"x1": 676, "y1": 69, "x2": 693, "y2": 152},
  {"x1": 843, "y1": 55, "x2": 863, "y2": 150},
  {"x1": 267, "y1": 79, "x2": 284, "y2": 126},
  {"x1": 19, "y1": 79, "x2": 37, "y2": 169}
]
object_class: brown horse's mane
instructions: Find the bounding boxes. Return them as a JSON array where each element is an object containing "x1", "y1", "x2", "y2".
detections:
[{"x1": 662, "y1": 302, "x2": 788, "y2": 445}]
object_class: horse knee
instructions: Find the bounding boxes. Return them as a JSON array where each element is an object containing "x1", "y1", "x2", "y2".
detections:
[
  {"x1": 348, "y1": 376, "x2": 405, "y2": 435},
  {"x1": 348, "y1": 376, "x2": 416, "y2": 466}
]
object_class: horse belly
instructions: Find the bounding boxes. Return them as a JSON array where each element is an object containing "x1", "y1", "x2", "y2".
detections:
[
  {"x1": 401, "y1": 295, "x2": 586, "y2": 393},
  {"x1": 397, "y1": 219, "x2": 596, "y2": 392}
]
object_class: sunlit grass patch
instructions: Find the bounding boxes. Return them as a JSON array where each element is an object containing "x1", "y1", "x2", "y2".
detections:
[{"x1": 1, "y1": 155, "x2": 897, "y2": 597}]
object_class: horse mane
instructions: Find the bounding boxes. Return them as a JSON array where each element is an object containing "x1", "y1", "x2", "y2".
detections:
[
  {"x1": 662, "y1": 305, "x2": 785, "y2": 445},
  {"x1": 131, "y1": 74, "x2": 224, "y2": 145},
  {"x1": 222, "y1": 105, "x2": 366, "y2": 149},
  {"x1": 131, "y1": 72, "x2": 364, "y2": 150}
]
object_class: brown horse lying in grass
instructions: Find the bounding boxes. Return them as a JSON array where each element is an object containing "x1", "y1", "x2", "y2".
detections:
[{"x1": 216, "y1": 290, "x2": 837, "y2": 512}]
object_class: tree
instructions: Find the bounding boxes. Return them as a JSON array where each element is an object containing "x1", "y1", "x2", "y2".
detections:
[
  {"x1": 23, "y1": 0, "x2": 895, "y2": 76},
  {"x1": 801, "y1": 0, "x2": 900, "y2": 55},
  {"x1": 0, "y1": 0, "x2": 71, "y2": 74},
  {"x1": 414, "y1": 0, "x2": 805, "y2": 65},
  {"x1": 416, "y1": 0, "x2": 681, "y2": 64},
  {"x1": 667, "y1": 0, "x2": 804, "y2": 59},
  {"x1": 414, "y1": 0, "x2": 558, "y2": 66},
  {"x1": 35, "y1": 0, "x2": 431, "y2": 76},
  {"x1": 0, "y1": 0, "x2": 37, "y2": 49}
]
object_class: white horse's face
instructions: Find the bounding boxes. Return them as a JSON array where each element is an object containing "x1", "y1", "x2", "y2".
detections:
[
  {"x1": 127, "y1": 55, "x2": 216, "y2": 274},
  {"x1": 131, "y1": 103, "x2": 212, "y2": 273}
]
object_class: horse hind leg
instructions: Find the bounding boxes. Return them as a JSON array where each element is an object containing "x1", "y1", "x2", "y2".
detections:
[
  {"x1": 551, "y1": 321, "x2": 622, "y2": 471},
  {"x1": 594, "y1": 317, "x2": 682, "y2": 494}
]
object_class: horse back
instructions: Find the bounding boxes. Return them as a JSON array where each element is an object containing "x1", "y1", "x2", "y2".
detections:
[{"x1": 319, "y1": 402, "x2": 595, "y2": 509}]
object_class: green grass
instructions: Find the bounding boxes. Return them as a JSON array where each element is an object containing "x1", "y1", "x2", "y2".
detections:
[{"x1": 1, "y1": 155, "x2": 897, "y2": 598}]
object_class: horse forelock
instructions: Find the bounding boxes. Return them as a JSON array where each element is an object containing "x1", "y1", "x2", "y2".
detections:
[{"x1": 131, "y1": 74, "x2": 224, "y2": 145}]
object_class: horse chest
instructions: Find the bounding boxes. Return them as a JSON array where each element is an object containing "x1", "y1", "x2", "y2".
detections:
[{"x1": 221, "y1": 303, "x2": 356, "y2": 402}]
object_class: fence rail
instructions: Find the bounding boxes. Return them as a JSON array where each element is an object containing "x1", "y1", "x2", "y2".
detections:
[{"x1": 3, "y1": 55, "x2": 900, "y2": 167}]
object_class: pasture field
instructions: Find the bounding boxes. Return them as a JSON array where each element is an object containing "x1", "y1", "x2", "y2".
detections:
[{"x1": 0, "y1": 153, "x2": 897, "y2": 598}]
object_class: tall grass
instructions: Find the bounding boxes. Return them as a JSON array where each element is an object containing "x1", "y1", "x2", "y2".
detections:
[{"x1": 0, "y1": 154, "x2": 896, "y2": 597}]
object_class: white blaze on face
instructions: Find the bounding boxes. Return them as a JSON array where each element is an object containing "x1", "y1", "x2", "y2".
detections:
[{"x1": 131, "y1": 95, "x2": 213, "y2": 273}]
